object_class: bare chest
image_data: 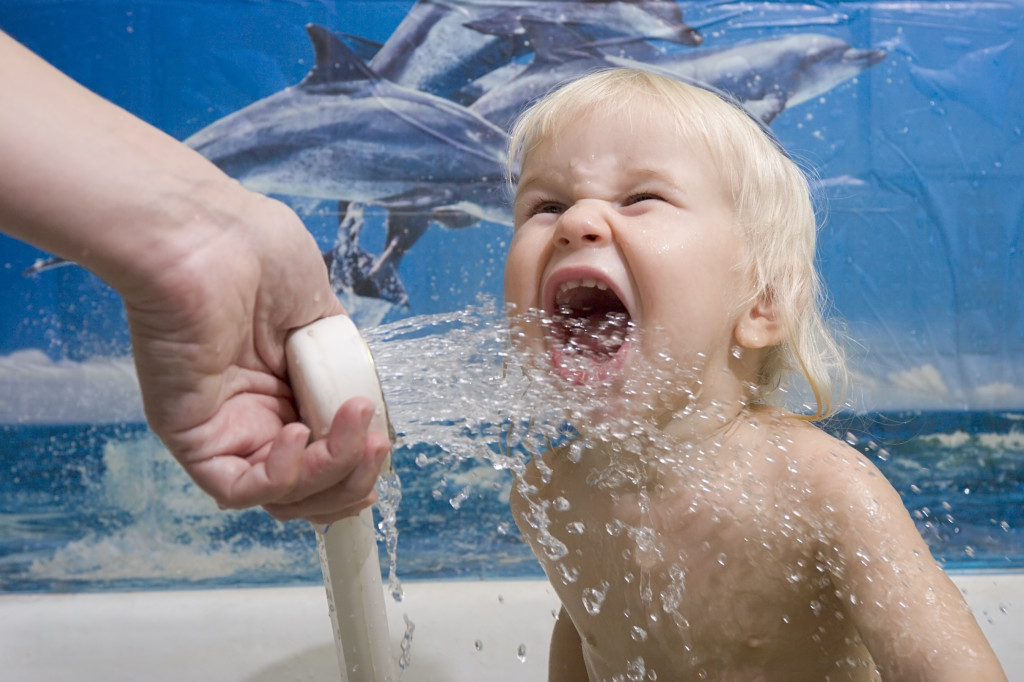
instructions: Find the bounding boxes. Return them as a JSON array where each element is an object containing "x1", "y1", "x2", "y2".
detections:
[{"x1": 511, "y1": 455, "x2": 868, "y2": 679}]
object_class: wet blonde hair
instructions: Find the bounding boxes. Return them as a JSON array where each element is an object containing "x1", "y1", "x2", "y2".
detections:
[{"x1": 507, "y1": 68, "x2": 847, "y2": 419}]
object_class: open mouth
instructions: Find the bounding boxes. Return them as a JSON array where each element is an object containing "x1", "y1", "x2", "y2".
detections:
[{"x1": 549, "y1": 279, "x2": 632, "y2": 362}]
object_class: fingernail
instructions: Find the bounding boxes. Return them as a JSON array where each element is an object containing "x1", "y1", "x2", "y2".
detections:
[{"x1": 361, "y1": 403, "x2": 375, "y2": 426}]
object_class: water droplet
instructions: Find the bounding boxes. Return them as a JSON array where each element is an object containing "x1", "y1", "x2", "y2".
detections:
[
  {"x1": 583, "y1": 581, "x2": 610, "y2": 615},
  {"x1": 399, "y1": 614, "x2": 415, "y2": 670},
  {"x1": 553, "y1": 496, "x2": 571, "y2": 512},
  {"x1": 516, "y1": 643, "x2": 527, "y2": 662},
  {"x1": 474, "y1": 639, "x2": 483, "y2": 652},
  {"x1": 449, "y1": 486, "x2": 471, "y2": 509},
  {"x1": 630, "y1": 625, "x2": 648, "y2": 642},
  {"x1": 557, "y1": 562, "x2": 579, "y2": 584},
  {"x1": 625, "y1": 656, "x2": 647, "y2": 681}
]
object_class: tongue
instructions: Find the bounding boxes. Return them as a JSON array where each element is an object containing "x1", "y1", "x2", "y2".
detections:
[{"x1": 563, "y1": 311, "x2": 629, "y2": 357}]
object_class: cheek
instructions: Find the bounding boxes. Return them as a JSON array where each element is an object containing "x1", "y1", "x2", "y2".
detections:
[
  {"x1": 634, "y1": 258, "x2": 739, "y2": 353},
  {"x1": 503, "y1": 234, "x2": 540, "y2": 310},
  {"x1": 503, "y1": 236, "x2": 549, "y2": 354}
]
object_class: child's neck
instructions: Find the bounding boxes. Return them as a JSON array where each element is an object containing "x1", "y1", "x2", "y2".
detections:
[{"x1": 572, "y1": 392, "x2": 758, "y2": 476}]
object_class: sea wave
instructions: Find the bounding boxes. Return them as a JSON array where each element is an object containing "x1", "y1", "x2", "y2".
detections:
[{"x1": 0, "y1": 349, "x2": 144, "y2": 424}]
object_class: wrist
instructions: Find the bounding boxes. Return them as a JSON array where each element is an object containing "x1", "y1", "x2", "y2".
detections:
[{"x1": 109, "y1": 174, "x2": 270, "y2": 310}]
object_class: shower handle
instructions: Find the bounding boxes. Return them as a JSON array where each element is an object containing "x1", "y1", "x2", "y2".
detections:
[{"x1": 286, "y1": 315, "x2": 396, "y2": 682}]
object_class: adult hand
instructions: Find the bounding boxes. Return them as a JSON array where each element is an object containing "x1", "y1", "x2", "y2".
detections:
[
  {"x1": 0, "y1": 31, "x2": 389, "y2": 523},
  {"x1": 124, "y1": 192, "x2": 392, "y2": 524}
]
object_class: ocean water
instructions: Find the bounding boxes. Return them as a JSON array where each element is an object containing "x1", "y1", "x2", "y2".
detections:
[{"x1": 2, "y1": 409, "x2": 1021, "y2": 594}]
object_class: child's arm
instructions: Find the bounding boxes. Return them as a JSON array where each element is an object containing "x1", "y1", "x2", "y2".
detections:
[
  {"x1": 818, "y1": 442, "x2": 1007, "y2": 680},
  {"x1": 549, "y1": 606, "x2": 590, "y2": 681}
]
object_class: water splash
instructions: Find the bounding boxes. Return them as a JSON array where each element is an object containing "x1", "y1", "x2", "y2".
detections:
[
  {"x1": 376, "y1": 470, "x2": 404, "y2": 602},
  {"x1": 398, "y1": 613, "x2": 415, "y2": 670},
  {"x1": 25, "y1": 430, "x2": 314, "y2": 588},
  {"x1": 582, "y1": 580, "x2": 611, "y2": 615}
]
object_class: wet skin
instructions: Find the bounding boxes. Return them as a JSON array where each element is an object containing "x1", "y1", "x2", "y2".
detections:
[{"x1": 503, "y1": 102, "x2": 1005, "y2": 681}]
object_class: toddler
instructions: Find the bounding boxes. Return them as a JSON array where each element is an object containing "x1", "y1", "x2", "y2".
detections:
[{"x1": 503, "y1": 68, "x2": 1005, "y2": 681}]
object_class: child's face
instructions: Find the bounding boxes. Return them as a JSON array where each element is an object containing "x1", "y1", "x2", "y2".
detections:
[{"x1": 505, "y1": 103, "x2": 759, "y2": 409}]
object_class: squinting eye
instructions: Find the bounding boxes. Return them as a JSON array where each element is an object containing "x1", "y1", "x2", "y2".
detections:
[
  {"x1": 531, "y1": 201, "x2": 565, "y2": 216},
  {"x1": 623, "y1": 193, "x2": 662, "y2": 206}
]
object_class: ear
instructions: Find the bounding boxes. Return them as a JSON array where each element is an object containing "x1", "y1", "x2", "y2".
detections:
[{"x1": 734, "y1": 295, "x2": 784, "y2": 350}]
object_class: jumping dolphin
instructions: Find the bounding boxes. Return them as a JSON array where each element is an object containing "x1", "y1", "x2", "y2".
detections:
[
  {"x1": 185, "y1": 24, "x2": 510, "y2": 227},
  {"x1": 181, "y1": 22, "x2": 884, "y2": 310},
  {"x1": 469, "y1": 23, "x2": 886, "y2": 130},
  {"x1": 462, "y1": 0, "x2": 702, "y2": 45},
  {"x1": 644, "y1": 33, "x2": 887, "y2": 123},
  {"x1": 369, "y1": 0, "x2": 701, "y2": 100},
  {"x1": 468, "y1": 19, "x2": 659, "y2": 130}
]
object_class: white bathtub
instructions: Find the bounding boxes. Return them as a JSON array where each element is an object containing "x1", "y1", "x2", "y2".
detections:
[{"x1": 2, "y1": 573, "x2": 1021, "y2": 681}]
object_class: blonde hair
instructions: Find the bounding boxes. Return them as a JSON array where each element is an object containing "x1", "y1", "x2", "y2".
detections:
[{"x1": 507, "y1": 68, "x2": 847, "y2": 419}]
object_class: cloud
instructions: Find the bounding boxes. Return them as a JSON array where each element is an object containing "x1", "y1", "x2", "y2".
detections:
[
  {"x1": 0, "y1": 349, "x2": 144, "y2": 424},
  {"x1": 971, "y1": 381, "x2": 1024, "y2": 409},
  {"x1": 888, "y1": 364, "x2": 949, "y2": 395},
  {"x1": 847, "y1": 360, "x2": 1024, "y2": 412}
]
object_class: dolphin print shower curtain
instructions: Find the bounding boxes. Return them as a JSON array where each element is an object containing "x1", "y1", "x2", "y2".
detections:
[{"x1": 1, "y1": 1, "x2": 1021, "y2": 590}]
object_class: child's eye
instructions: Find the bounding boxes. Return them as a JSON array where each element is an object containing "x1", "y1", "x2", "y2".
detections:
[
  {"x1": 530, "y1": 201, "x2": 565, "y2": 216},
  {"x1": 623, "y1": 192, "x2": 663, "y2": 206}
]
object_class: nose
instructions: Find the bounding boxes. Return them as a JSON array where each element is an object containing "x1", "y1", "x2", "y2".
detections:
[{"x1": 553, "y1": 200, "x2": 611, "y2": 249}]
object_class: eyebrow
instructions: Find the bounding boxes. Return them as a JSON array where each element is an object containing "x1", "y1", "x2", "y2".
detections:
[
  {"x1": 626, "y1": 166, "x2": 679, "y2": 185},
  {"x1": 516, "y1": 163, "x2": 678, "y2": 194}
]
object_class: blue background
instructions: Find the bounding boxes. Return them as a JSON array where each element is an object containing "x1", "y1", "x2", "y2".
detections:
[
  {"x1": 1, "y1": 1, "x2": 1022, "y2": 411},
  {"x1": 1, "y1": 1, "x2": 1022, "y2": 590}
]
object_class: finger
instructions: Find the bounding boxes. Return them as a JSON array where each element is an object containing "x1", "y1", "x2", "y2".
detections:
[
  {"x1": 264, "y1": 423, "x2": 391, "y2": 523},
  {"x1": 263, "y1": 480, "x2": 376, "y2": 524},
  {"x1": 263, "y1": 420, "x2": 308, "y2": 492},
  {"x1": 199, "y1": 421, "x2": 310, "y2": 510},
  {"x1": 275, "y1": 397, "x2": 384, "y2": 504}
]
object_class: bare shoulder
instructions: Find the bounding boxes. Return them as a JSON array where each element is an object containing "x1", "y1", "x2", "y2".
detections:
[
  {"x1": 745, "y1": 411, "x2": 923, "y2": 548},
  {"x1": 770, "y1": 414, "x2": 899, "y2": 505},
  {"x1": 775, "y1": 416, "x2": 1008, "y2": 680}
]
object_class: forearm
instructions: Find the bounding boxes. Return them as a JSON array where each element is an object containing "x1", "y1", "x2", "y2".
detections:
[{"x1": 0, "y1": 31, "x2": 249, "y2": 296}]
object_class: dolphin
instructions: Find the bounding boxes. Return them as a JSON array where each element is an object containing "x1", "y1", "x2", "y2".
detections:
[
  {"x1": 369, "y1": 0, "x2": 701, "y2": 100},
  {"x1": 181, "y1": 22, "x2": 884, "y2": 310},
  {"x1": 327, "y1": 202, "x2": 411, "y2": 307},
  {"x1": 462, "y1": 0, "x2": 702, "y2": 45},
  {"x1": 185, "y1": 24, "x2": 510, "y2": 227},
  {"x1": 642, "y1": 33, "x2": 887, "y2": 123},
  {"x1": 469, "y1": 23, "x2": 886, "y2": 130},
  {"x1": 467, "y1": 18, "x2": 663, "y2": 131}
]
